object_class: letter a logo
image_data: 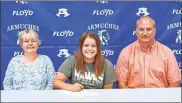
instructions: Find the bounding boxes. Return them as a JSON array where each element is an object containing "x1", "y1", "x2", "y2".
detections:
[
  {"x1": 56, "y1": 8, "x2": 70, "y2": 17},
  {"x1": 57, "y1": 49, "x2": 71, "y2": 58},
  {"x1": 136, "y1": 7, "x2": 150, "y2": 16}
]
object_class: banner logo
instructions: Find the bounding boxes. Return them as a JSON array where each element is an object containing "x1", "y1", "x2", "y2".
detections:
[
  {"x1": 53, "y1": 30, "x2": 74, "y2": 37},
  {"x1": 97, "y1": 30, "x2": 110, "y2": 46},
  {"x1": 96, "y1": 1, "x2": 108, "y2": 4},
  {"x1": 136, "y1": 7, "x2": 150, "y2": 16},
  {"x1": 176, "y1": 29, "x2": 182, "y2": 44},
  {"x1": 93, "y1": 9, "x2": 114, "y2": 16},
  {"x1": 172, "y1": 9, "x2": 182, "y2": 14},
  {"x1": 56, "y1": 8, "x2": 70, "y2": 17},
  {"x1": 16, "y1": 1, "x2": 28, "y2": 4},
  {"x1": 14, "y1": 51, "x2": 23, "y2": 56},
  {"x1": 12, "y1": 10, "x2": 33, "y2": 17},
  {"x1": 57, "y1": 49, "x2": 71, "y2": 58}
]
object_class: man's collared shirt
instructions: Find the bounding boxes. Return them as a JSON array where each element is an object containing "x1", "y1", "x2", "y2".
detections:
[{"x1": 116, "y1": 40, "x2": 181, "y2": 88}]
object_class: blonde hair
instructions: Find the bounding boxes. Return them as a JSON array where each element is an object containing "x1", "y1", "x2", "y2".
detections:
[{"x1": 17, "y1": 29, "x2": 41, "y2": 45}]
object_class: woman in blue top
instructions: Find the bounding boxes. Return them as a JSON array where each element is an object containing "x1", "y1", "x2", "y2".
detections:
[{"x1": 3, "y1": 29, "x2": 55, "y2": 90}]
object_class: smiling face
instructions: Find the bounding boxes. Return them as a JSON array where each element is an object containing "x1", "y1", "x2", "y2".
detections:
[
  {"x1": 19, "y1": 30, "x2": 40, "y2": 54},
  {"x1": 20, "y1": 34, "x2": 40, "y2": 54},
  {"x1": 136, "y1": 16, "x2": 156, "y2": 44},
  {"x1": 82, "y1": 37, "x2": 97, "y2": 62}
]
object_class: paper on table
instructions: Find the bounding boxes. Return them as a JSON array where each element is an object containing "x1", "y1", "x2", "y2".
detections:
[{"x1": 60, "y1": 90, "x2": 99, "y2": 97}]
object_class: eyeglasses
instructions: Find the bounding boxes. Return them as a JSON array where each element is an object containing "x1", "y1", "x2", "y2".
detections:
[{"x1": 22, "y1": 40, "x2": 38, "y2": 43}]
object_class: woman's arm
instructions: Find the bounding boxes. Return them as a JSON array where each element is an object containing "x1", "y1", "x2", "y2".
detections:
[
  {"x1": 104, "y1": 83, "x2": 113, "y2": 89},
  {"x1": 54, "y1": 72, "x2": 84, "y2": 92},
  {"x1": 3, "y1": 58, "x2": 14, "y2": 90}
]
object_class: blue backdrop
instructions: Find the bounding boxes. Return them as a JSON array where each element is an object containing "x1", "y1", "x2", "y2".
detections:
[{"x1": 1, "y1": 1, "x2": 181, "y2": 89}]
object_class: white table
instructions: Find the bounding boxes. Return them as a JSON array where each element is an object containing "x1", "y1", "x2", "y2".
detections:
[{"x1": 1, "y1": 88, "x2": 181, "y2": 102}]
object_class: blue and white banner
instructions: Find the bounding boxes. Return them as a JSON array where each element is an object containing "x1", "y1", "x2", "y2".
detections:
[{"x1": 1, "y1": 1, "x2": 181, "y2": 89}]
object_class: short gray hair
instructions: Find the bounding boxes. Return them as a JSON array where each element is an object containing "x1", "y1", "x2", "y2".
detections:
[{"x1": 17, "y1": 29, "x2": 41, "y2": 45}]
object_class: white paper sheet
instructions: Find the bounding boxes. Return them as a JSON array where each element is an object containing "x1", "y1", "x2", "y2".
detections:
[{"x1": 60, "y1": 90, "x2": 99, "y2": 97}]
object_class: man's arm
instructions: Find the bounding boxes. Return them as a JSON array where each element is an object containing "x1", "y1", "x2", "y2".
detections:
[
  {"x1": 115, "y1": 49, "x2": 129, "y2": 89},
  {"x1": 166, "y1": 49, "x2": 181, "y2": 87},
  {"x1": 168, "y1": 81, "x2": 180, "y2": 87}
]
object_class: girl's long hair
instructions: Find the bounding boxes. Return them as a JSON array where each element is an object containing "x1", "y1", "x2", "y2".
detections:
[{"x1": 74, "y1": 32, "x2": 104, "y2": 78}]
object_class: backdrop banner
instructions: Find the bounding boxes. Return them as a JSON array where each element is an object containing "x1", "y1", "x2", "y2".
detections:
[{"x1": 1, "y1": 1, "x2": 181, "y2": 89}]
